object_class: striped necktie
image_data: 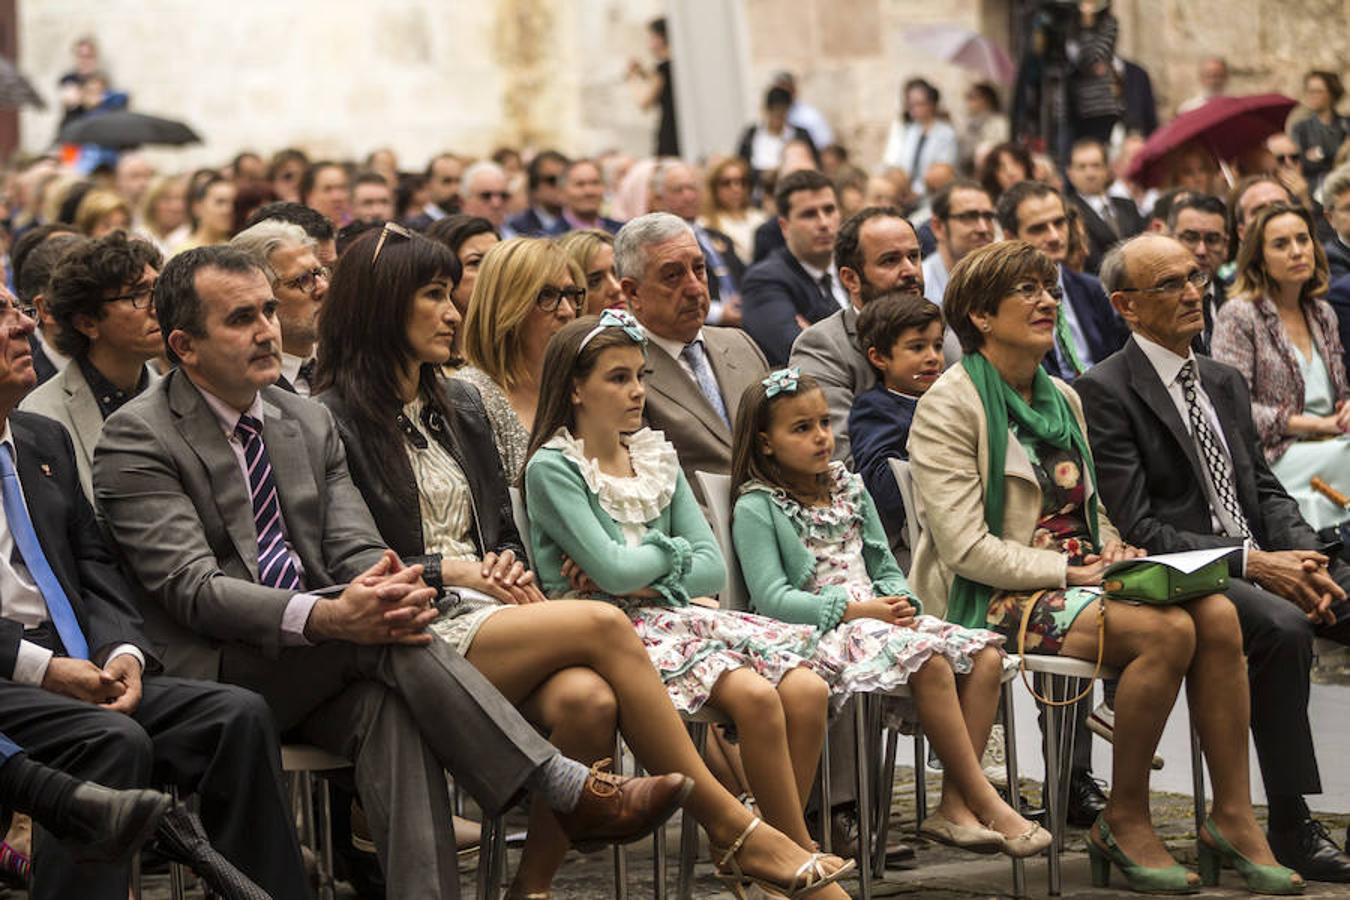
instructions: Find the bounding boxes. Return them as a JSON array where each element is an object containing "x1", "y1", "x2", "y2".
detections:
[{"x1": 234, "y1": 415, "x2": 303, "y2": 590}]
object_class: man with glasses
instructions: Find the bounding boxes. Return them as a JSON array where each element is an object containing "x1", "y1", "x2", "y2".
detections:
[
  {"x1": 1166, "y1": 193, "x2": 1231, "y2": 353},
  {"x1": 1078, "y1": 233, "x2": 1350, "y2": 885},
  {"x1": 459, "y1": 160, "x2": 511, "y2": 230},
  {"x1": 921, "y1": 179, "x2": 995, "y2": 364},
  {"x1": 20, "y1": 233, "x2": 162, "y2": 500},
  {"x1": 230, "y1": 220, "x2": 327, "y2": 397},
  {"x1": 506, "y1": 150, "x2": 570, "y2": 238}
]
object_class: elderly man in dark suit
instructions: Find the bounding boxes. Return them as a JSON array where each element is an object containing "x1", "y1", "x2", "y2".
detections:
[
  {"x1": 740, "y1": 170, "x2": 846, "y2": 365},
  {"x1": 617, "y1": 213, "x2": 768, "y2": 502},
  {"x1": 0, "y1": 286, "x2": 307, "y2": 900},
  {"x1": 1076, "y1": 233, "x2": 1350, "y2": 884},
  {"x1": 92, "y1": 247, "x2": 690, "y2": 899}
]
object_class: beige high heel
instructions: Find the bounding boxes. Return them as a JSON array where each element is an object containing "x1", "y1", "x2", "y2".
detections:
[{"x1": 710, "y1": 817, "x2": 855, "y2": 899}]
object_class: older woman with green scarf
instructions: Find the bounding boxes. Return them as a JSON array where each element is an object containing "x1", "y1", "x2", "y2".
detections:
[{"x1": 907, "y1": 241, "x2": 1303, "y2": 896}]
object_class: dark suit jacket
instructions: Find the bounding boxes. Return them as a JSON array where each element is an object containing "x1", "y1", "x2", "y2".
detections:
[
  {"x1": 1194, "y1": 277, "x2": 1229, "y2": 356},
  {"x1": 506, "y1": 207, "x2": 567, "y2": 238},
  {"x1": 1121, "y1": 59, "x2": 1159, "y2": 136},
  {"x1": 1074, "y1": 340, "x2": 1320, "y2": 576},
  {"x1": 318, "y1": 378, "x2": 526, "y2": 580},
  {"x1": 29, "y1": 336, "x2": 58, "y2": 387},
  {"x1": 0, "y1": 412, "x2": 153, "y2": 678},
  {"x1": 1069, "y1": 193, "x2": 1144, "y2": 274},
  {"x1": 92, "y1": 370, "x2": 387, "y2": 679},
  {"x1": 1329, "y1": 272, "x2": 1350, "y2": 375},
  {"x1": 736, "y1": 125, "x2": 818, "y2": 188},
  {"x1": 740, "y1": 247, "x2": 843, "y2": 366},
  {"x1": 846, "y1": 385, "x2": 917, "y2": 542},
  {"x1": 752, "y1": 217, "x2": 786, "y2": 264},
  {"x1": 1041, "y1": 266, "x2": 1128, "y2": 379},
  {"x1": 1325, "y1": 236, "x2": 1350, "y2": 280}
]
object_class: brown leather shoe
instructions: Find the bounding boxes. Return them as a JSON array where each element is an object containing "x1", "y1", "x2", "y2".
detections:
[{"x1": 555, "y1": 759, "x2": 693, "y2": 853}]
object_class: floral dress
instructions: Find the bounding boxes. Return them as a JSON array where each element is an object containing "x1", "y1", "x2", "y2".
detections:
[
  {"x1": 984, "y1": 432, "x2": 1101, "y2": 654},
  {"x1": 544, "y1": 429, "x2": 828, "y2": 715},
  {"x1": 742, "y1": 465, "x2": 1003, "y2": 707}
]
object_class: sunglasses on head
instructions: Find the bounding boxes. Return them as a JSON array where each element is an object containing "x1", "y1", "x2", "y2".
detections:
[{"x1": 372, "y1": 221, "x2": 418, "y2": 266}]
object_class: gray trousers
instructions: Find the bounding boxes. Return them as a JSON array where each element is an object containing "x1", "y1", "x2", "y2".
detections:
[{"x1": 223, "y1": 637, "x2": 557, "y2": 899}]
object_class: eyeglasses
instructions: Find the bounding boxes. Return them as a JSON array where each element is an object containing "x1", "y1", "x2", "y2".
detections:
[
  {"x1": 1119, "y1": 270, "x2": 1211, "y2": 296},
  {"x1": 280, "y1": 266, "x2": 330, "y2": 295},
  {"x1": 948, "y1": 210, "x2": 997, "y2": 225},
  {"x1": 717, "y1": 176, "x2": 749, "y2": 188},
  {"x1": 1175, "y1": 230, "x2": 1227, "y2": 250},
  {"x1": 1273, "y1": 153, "x2": 1300, "y2": 166},
  {"x1": 0, "y1": 296, "x2": 36, "y2": 322},
  {"x1": 538, "y1": 174, "x2": 559, "y2": 187},
  {"x1": 1008, "y1": 281, "x2": 1064, "y2": 302},
  {"x1": 372, "y1": 221, "x2": 416, "y2": 266},
  {"x1": 475, "y1": 191, "x2": 511, "y2": 203},
  {"x1": 535, "y1": 285, "x2": 586, "y2": 312},
  {"x1": 104, "y1": 283, "x2": 156, "y2": 309}
]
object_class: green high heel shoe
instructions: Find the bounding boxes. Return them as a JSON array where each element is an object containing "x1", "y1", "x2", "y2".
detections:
[
  {"x1": 1086, "y1": 815, "x2": 1199, "y2": 894},
  {"x1": 1197, "y1": 817, "x2": 1304, "y2": 895}
]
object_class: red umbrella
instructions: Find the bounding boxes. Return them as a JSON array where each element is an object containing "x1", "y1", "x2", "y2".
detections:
[{"x1": 1125, "y1": 93, "x2": 1297, "y2": 187}]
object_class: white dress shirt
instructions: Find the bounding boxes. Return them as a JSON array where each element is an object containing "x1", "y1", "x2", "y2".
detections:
[
  {"x1": 796, "y1": 258, "x2": 850, "y2": 311},
  {"x1": 35, "y1": 328, "x2": 71, "y2": 373},
  {"x1": 279, "y1": 352, "x2": 316, "y2": 398},
  {"x1": 0, "y1": 423, "x2": 142, "y2": 685},
  {"x1": 196, "y1": 386, "x2": 318, "y2": 644}
]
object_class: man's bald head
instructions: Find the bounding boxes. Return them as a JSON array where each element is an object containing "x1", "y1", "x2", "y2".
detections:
[{"x1": 1101, "y1": 234, "x2": 1207, "y2": 353}]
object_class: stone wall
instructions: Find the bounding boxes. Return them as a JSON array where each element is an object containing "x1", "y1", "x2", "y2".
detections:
[{"x1": 15, "y1": 0, "x2": 1348, "y2": 172}]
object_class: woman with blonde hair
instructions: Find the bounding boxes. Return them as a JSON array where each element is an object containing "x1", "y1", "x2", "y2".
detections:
[
  {"x1": 699, "y1": 157, "x2": 765, "y2": 262},
  {"x1": 456, "y1": 237, "x2": 585, "y2": 481},
  {"x1": 73, "y1": 188, "x2": 131, "y2": 237},
  {"x1": 136, "y1": 175, "x2": 189, "y2": 256},
  {"x1": 559, "y1": 229, "x2": 624, "y2": 315}
]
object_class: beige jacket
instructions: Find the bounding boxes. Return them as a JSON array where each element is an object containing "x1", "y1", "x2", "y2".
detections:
[{"x1": 906, "y1": 363, "x2": 1120, "y2": 618}]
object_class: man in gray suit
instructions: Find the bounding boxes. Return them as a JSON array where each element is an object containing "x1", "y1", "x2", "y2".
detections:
[
  {"x1": 21, "y1": 233, "x2": 162, "y2": 500},
  {"x1": 617, "y1": 213, "x2": 768, "y2": 502},
  {"x1": 789, "y1": 206, "x2": 924, "y2": 463},
  {"x1": 92, "y1": 246, "x2": 690, "y2": 899}
]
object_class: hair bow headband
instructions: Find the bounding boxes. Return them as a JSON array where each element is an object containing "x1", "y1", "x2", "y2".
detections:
[
  {"x1": 761, "y1": 367, "x2": 801, "y2": 398},
  {"x1": 578, "y1": 308, "x2": 647, "y2": 352}
]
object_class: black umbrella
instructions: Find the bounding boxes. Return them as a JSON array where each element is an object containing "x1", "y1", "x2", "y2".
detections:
[
  {"x1": 0, "y1": 56, "x2": 43, "y2": 109},
  {"x1": 59, "y1": 111, "x2": 200, "y2": 148}
]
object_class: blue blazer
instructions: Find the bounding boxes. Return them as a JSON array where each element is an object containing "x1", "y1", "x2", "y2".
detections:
[
  {"x1": 752, "y1": 217, "x2": 786, "y2": 264},
  {"x1": 1328, "y1": 272, "x2": 1350, "y2": 376},
  {"x1": 1041, "y1": 266, "x2": 1128, "y2": 380},
  {"x1": 506, "y1": 207, "x2": 567, "y2": 238},
  {"x1": 741, "y1": 247, "x2": 842, "y2": 366},
  {"x1": 847, "y1": 384, "x2": 917, "y2": 541}
]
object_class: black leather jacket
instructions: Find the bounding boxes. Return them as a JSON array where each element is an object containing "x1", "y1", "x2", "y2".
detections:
[{"x1": 317, "y1": 377, "x2": 527, "y2": 594}]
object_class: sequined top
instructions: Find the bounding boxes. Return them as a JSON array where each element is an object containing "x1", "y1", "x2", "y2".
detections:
[
  {"x1": 403, "y1": 395, "x2": 479, "y2": 563},
  {"x1": 454, "y1": 366, "x2": 531, "y2": 484}
]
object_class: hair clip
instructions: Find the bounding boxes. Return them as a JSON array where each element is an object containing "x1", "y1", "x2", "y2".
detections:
[
  {"x1": 578, "y1": 308, "x2": 647, "y2": 352},
  {"x1": 762, "y1": 367, "x2": 801, "y2": 398}
]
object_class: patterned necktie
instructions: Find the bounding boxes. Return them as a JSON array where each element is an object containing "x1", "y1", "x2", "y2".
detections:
[
  {"x1": 1177, "y1": 361, "x2": 1253, "y2": 541},
  {"x1": 0, "y1": 446, "x2": 88, "y2": 659},
  {"x1": 234, "y1": 415, "x2": 303, "y2": 590},
  {"x1": 680, "y1": 341, "x2": 731, "y2": 427}
]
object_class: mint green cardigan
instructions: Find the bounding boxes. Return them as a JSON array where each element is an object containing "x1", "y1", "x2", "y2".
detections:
[
  {"x1": 524, "y1": 447, "x2": 725, "y2": 604},
  {"x1": 732, "y1": 484, "x2": 919, "y2": 632}
]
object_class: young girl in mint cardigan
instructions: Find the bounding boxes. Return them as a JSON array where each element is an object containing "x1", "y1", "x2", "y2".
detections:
[
  {"x1": 730, "y1": 368, "x2": 1049, "y2": 860},
  {"x1": 523, "y1": 311, "x2": 854, "y2": 899}
]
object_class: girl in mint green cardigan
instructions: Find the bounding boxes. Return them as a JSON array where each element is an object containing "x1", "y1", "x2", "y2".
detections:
[
  {"x1": 730, "y1": 368, "x2": 1048, "y2": 859},
  {"x1": 522, "y1": 314, "x2": 859, "y2": 891}
]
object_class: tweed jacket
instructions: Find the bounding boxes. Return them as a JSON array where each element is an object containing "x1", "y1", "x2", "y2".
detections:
[
  {"x1": 1210, "y1": 292, "x2": 1350, "y2": 463},
  {"x1": 906, "y1": 363, "x2": 1120, "y2": 618}
]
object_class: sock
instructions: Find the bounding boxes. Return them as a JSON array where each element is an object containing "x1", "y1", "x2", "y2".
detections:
[
  {"x1": 0, "y1": 753, "x2": 81, "y2": 832},
  {"x1": 1267, "y1": 794, "x2": 1310, "y2": 834},
  {"x1": 528, "y1": 755, "x2": 589, "y2": 813}
]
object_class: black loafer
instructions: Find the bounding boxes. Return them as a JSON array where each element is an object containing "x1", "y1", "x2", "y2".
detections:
[
  {"x1": 1064, "y1": 772, "x2": 1108, "y2": 829},
  {"x1": 1270, "y1": 818, "x2": 1350, "y2": 883},
  {"x1": 63, "y1": 784, "x2": 172, "y2": 863}
]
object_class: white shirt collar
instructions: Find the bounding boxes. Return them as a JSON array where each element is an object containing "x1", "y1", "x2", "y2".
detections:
[
  {"x1": 796, "y1": 256, "x2": 832, "y2": 283},
  {"x1": 647, "y1": 328, "x2": 707, "y2": 364},
  {"x1": 279, "y1": 352, "x2": 314, "y2": 387},
  {"x1": 1131, "y1": 332, "x2": 1196, "y2": 387}
]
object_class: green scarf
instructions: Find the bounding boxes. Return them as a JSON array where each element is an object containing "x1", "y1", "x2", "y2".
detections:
[{"x1": 945, "y1": 353, "x2": 1100, "y2": 629}]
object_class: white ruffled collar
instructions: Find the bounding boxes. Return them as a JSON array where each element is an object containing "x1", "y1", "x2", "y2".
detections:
[{"x1": 543, "y1": 427, "x2": 680, "y2": 525}]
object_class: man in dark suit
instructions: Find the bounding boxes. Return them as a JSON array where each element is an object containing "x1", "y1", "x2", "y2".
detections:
[
  {"x1": 559, "y1": 158, "x2": 625, "y2": 235},
  {"x1": 1077, "y1": 234, "x2": 1350, "y2": 883},
  {"x1": 505, "y1": 150, "x2": 570, "y2": 237},
  {"x1": 1066, "y1": 138, "x2": 1145, "y2": 274},
  {"x1": 1328, "y1": 272, "x2": 1350, "y2": 374},
  {"x1": 403, "y1": 153, "x2": 464, "y2": 232},
  {"x1": 741, "y1": 170, "x2": 846, "y2": 365},
  {"x1": 93, "y1": 247, "x2": 682, "y2": 899},
  {"x1": 1165, "y1": 192, "x2": 1231, "y2": 354},
  {"x1": 0, "y1": 287, "x2": 309, "y2": 899},
  {"x1": 617, "y1": 213, "x2": 768, "y2": 503},
  {"x1": 12, "y1": 227, "x2": 83, "y2": 388},
  {"x1": 998, "y1": 180, "x2": 1128, "y2": 381}
]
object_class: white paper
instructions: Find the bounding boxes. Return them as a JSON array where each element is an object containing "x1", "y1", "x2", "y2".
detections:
[{"x1": 1104, "y1": 546, "x2": 1239, "y2": 576}]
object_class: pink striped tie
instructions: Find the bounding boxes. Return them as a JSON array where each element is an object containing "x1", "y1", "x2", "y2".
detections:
[{"x1": 234, "y1": 415, "x2": 303, "y2": 590}]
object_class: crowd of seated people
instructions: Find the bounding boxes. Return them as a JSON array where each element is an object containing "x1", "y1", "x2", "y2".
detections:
[{"x1": 4, "y1": 61, "x2": 1350, "y2": 899}]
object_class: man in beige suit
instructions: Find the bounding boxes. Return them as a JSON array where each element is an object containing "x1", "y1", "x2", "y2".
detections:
[
  {"x1": 20, "y1": 233, "x2": 162, "y2": 500},
  {"x1": 617, "y1": 213, "x2": 768, "y2": 502}
]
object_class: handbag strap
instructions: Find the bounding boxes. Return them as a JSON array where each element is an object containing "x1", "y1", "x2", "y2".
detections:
[{"x1": 1017, "y1": 590, "x2": 1106, "y2": 707}]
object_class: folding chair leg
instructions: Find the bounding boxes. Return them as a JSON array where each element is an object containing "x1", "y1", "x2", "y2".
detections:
[
  {"x1": 613, "y1": 734, "x2": 627, "y2": 900},
  {"x1": 317, "y1": 775, "x2": 336, "y2": 900},
  {"x1": 912, "y1": 731, "x2": 928, "y2": 836},
  {"x1": 819, "y1": 730, "x2": 832, "y2": 854},
  {"x1": 1190, "y1": 723, "x2": 1206, "y2": 835},
  {"x1": 873, "y1": 727, "x2": 899, "y2": 877},
  {"x1": 1002, "y1": 681, "x2": 1027, "y2": 900},
  {"x1": 1043, "y1": 679, "x2": 1064, "y2": 897},
  {"x1": 854, "y1": 696, "x2": 873, "y2": 900},
  {"x1": 675, "y1": 721, "x2": 706, "y2": 900},
  {"x1": 167, "y1": 785, "x2": 187, "y2": 900}
]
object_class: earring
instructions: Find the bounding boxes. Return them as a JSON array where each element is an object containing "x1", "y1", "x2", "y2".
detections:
[{"x1": 980, "y1": 323, "x2": 991, "y2": 332}]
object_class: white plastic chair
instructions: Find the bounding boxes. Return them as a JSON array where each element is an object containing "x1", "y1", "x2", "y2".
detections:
[
  {"x1": 887, "y1": 458, "x2": 924, "y2": 553},
  {"x1": 692, "y1": 472, "x2": 749, "y2": 611}
]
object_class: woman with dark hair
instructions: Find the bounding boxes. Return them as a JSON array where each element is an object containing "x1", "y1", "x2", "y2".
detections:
[
  {"x1": 267, "y1": 148, "x2": 308, "y2": 204},
  {"x1": 230, "y1": 182, "x2": 277, "y2": 237},
  {"x1": 908, "y1": 239, "x2": 1299, "y2": 894},
  {"x1": 882, "y1": 78, "x2": 958, "y2": 195},
  {"x1": 978, "y1": 142, "x2": 1034, "y2": 204},
  {"x1": 425, "y1": 214, "x2": 500, "y2": 324},
  {"x1": 961, "y1": 82, "x2": 1009, "y2": 171},
  {"x1": 174, "y1": 174, "x2": 235, "y2": 253},
  {"x1": 315, "y1": 226, "x2": 854, "y2": 900},
  {"x1": 1212, "y1": 203, "x2": 1350, "y2": 532},
  {"x1": 1292, "y1": 71, "x2": 1349, "y2": 190}
]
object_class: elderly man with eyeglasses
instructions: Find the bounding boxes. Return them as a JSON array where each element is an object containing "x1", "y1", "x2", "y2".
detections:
[
  {"x1": 230, "y1": 219, "x2": 329, "y2": 397},
  {"x1": 19, "y1": 232, "x2": 163, "y2": 500}
]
